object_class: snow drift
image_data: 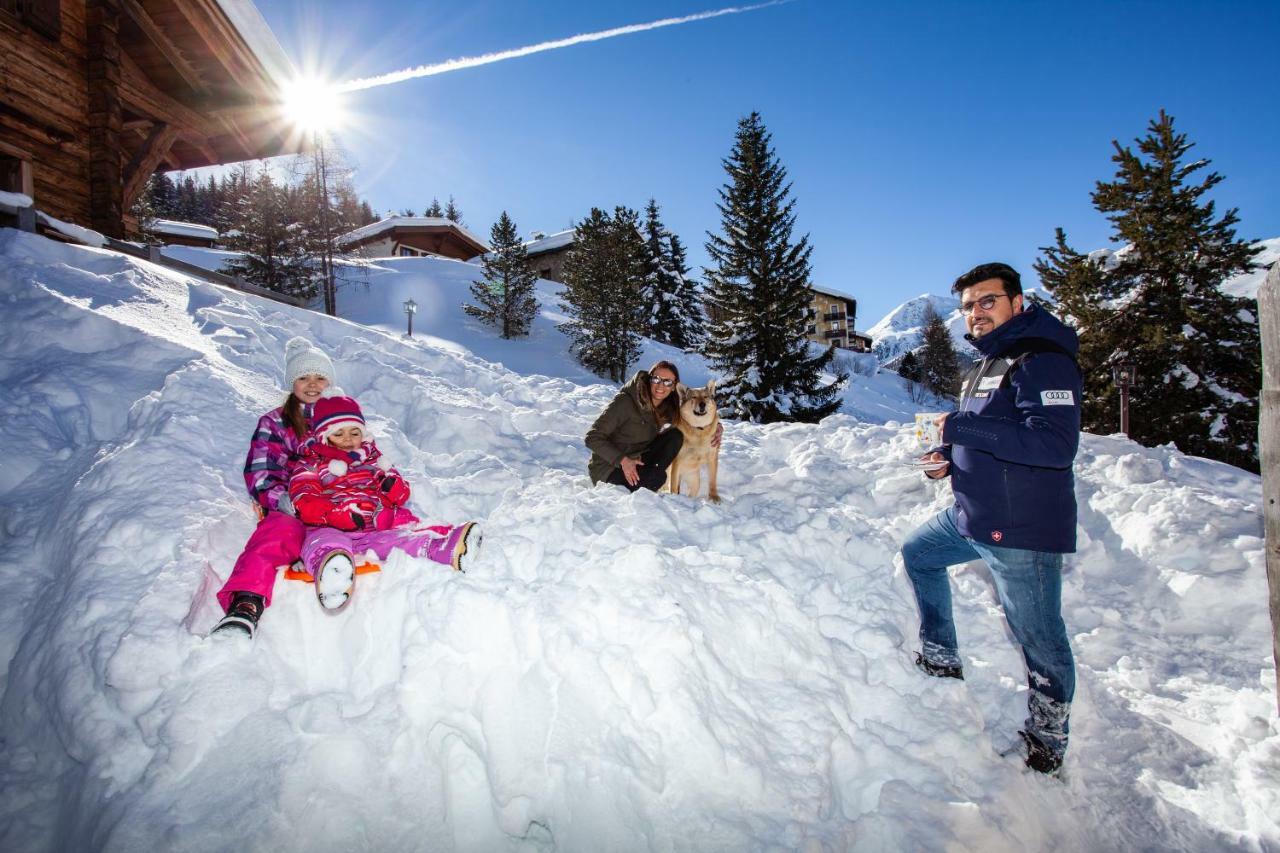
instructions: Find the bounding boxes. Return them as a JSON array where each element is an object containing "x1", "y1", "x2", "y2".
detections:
[{"x1": 0, "y1": 229, "x2": 1277, "y2": 852}]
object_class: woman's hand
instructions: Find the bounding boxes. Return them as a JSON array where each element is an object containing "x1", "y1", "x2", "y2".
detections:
[
  {"x1": 619, "y1": 455, "x2": 644, "y2": 487},
  {"x1": 711, "y1": 422, "x2": 724, "y2": 448}
]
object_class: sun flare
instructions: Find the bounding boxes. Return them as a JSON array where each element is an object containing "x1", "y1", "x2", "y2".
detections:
[{"x1": 281, "y1": 77, "x2": 345, "y2": 135}]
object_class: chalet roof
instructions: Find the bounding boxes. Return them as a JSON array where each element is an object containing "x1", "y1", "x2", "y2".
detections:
[
  {"x1": 152, "y1": 219, "x2": 220, "y2": 240},
  {"x1": 810, "y1": 284, "x2": 857, "y2": 302},
  {"x1": 522, "y1": 230, "x2": 575, "y2": 256},
  {"x1": 337, "y1": 217, "x2": 490, "y2": 254}
]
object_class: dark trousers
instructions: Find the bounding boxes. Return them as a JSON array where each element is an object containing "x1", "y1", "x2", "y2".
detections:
[{"x1": 605, "y1": 429, "x2": 684, "y2": 493}]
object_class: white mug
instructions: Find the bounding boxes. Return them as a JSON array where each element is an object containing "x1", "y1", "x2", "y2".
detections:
[{"x1": 915, "y1": 412, "x2": 945, "y2": 448}]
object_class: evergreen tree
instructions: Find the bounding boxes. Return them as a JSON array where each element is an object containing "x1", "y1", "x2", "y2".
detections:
[
  {"x1": 668, "y1": 232, "x2": 706, "y2": 350},
  {"x1": 129, "y1": 175, "x2": 160, "y2": 244},
  {"x1": 640, "y1": 199, "x2": 705, "y2": 351},
  {"x1": 559, "y1": 206, "x2": 648, "y2": 381},
  {"x1": 465, "y1": 211, "x2": 539, "y2": 338},
  {"x1": 703, "y1": 112, "x2": 846, "y2": 423},
  {"x1": 444, "y1": 195, "x2": 463, "y2": 224},
  {"x1": 898, "y1": 350, "x2": 925, "y2": 403},
  {"x1": 1034, "y1": 111, "x2": 1262, "y2": 471},
  {"x1": 425, "y1": 198, "x2": 444, "y2": 218},
  {"x1": 917, "y1": 304, "x2": 960, "y2": 400},
  {"x1": 224, "y1": 171, "x2": 315, "y2": 300}
]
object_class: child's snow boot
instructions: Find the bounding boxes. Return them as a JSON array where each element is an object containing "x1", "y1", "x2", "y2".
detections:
[
  {"x1": 212, "y1": 592, "x2": 265, "y2": 638},
  {"x1": 914, "y1": 651, "x2": 963, "y2": 680},
  {"x1": 449, "y1": 522, "x2": 481, "y2": 572},
  {"x1": 315, "y1": 549, "x2": 356, "y2": 611}
]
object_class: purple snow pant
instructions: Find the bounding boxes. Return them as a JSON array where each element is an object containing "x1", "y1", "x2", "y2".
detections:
[
  {"x1": 218, "y1": 511, "x2": 305, "y2": 612},
  {"x1": 301, "y1": 523, "x2": 468, "y2": 579}
]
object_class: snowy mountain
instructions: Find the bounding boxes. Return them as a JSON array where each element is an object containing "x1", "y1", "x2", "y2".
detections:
[
  {"x1": 1, "y1": 228, "x2": 1277, "y2": 851},
  {"x1": 866, "y1": 293, "x2": 967, "y2": 366}
]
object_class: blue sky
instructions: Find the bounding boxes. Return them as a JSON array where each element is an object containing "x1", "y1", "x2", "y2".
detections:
[{"x1": 257, "y1": 0, "x2": 1280, "y2": 325}]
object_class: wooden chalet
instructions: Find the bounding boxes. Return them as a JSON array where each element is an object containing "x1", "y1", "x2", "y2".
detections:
[
  {"x1": 337, "y1": 217, "x2": 490, "y2": 262},
  {"x1": 1, "y1": 0, "x2": 299, "y2": 239}
]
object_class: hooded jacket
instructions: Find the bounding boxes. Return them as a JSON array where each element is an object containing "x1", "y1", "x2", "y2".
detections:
[
  {"x1": 287, "y1": 437, "x2": 416, "y2": 531},
  {"x1": 940, "y1": 301, "x2": 1081, "y2": 553},
  {"x1": 585, "y1": 371, "x2": 672, "y2": 485}
]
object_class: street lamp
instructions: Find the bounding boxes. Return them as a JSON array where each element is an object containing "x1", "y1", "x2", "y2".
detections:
[
  {"x1": 404, "y1": 298, "x2": 417, "y2": 338},
  {"x1": 1112, "y1": 363, "x2": 1137, "y2": 437}
]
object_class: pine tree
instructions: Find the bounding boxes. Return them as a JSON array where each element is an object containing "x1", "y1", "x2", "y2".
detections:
[
  {"x1": 640, "y1": 199, "x2": 706, "y2": 351},
  {"x1": 917, "y1": 304, "x2": 960, "y2": 400},
  {"x1": 465, "y1": 211, "x2": 539, "y2": 338},
  {"x1": 224, "y1": 171, "x2": 315, "y2": 300},
  {"x1": 425, "y1": 198, "x2": 444, "y2": 218},
  {"x1": 129, "y1": 175, "x2": 161, "y2": 244},
  {"x1": 444, "y1": 196, "x2": 463, "y2": 224},
  {"x1": 1035, "y1": 111, "x2": 1262, "y2": 471},
  {"x1": 703, "y1": 112, "x2": 846, "y2": 423},
  {"x1": 559, "y1": 206, "x2": 648, "y2": 382}
]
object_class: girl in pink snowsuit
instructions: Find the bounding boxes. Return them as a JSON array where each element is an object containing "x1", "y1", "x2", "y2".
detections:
[
  {"x1": 214, "y1": 337, "x2": 338, "y2": 637},
  {"x1": 287, "y1": 395, "x2": 479, "y2": 611}
]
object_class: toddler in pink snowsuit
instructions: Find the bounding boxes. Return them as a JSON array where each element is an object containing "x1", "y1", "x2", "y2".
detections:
[{"x1": 288, "y1": 395, "x2": 479, "y2": 611}]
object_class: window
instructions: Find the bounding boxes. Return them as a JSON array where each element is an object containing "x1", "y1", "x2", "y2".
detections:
[{"x1": 0, "y1": 142, "x2": 34, "y2": 198}]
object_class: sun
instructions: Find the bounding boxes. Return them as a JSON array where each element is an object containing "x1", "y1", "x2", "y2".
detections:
[{"x1": 281, "y1": 76, "x2": 345, "y2": 136}]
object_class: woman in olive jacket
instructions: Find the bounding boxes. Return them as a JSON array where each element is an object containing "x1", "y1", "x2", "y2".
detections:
[{"x1": 585, "y1": 360, "x2": 686, "y2": 492}]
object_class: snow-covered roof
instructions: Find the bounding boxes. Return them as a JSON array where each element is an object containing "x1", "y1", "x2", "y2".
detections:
[
  {"x1": 337, "y1": 216, "x2": 490, "y2": 252},
  {"x1": 810, "y1": 283, "x2": 857, "y2": 302},
  {"x1": 522, "y1": 229, "x2": 575, "y2": 256},
  {"x1": 151, "y1": 219, "x2": 220, "y2": 241},
  {"x1": 214, "y1": 0, "x2": 296, "y2": 87}
]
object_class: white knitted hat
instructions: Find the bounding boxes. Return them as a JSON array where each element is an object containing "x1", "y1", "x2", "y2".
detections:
[{"x1": 284, "y1": 337, "x2": 336, "y2": 389}]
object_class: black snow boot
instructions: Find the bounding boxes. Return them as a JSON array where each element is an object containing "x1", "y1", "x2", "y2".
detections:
[
  {"x1": 914, "y1": 652, "x2": 963, "y2": 680},
  {"x1": 211, "y1": 592, "x2": 265, "y2": 639},
  {"x1": 1019, "y1": 730, "x2": 1064, "y2": 775}
]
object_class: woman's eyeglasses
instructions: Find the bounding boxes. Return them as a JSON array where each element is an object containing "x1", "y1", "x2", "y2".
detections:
[
  {"x1": 649, "y1": 376, "x2": 675, "y2": 388},
  {"x1": 959, "y1": 293, "x2": 1009, "y2": 315}
]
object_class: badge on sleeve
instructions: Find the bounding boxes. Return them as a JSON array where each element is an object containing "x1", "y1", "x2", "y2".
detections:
[{"x1": 1041, "y1": 390, "x2": 1074, "y2": 406}]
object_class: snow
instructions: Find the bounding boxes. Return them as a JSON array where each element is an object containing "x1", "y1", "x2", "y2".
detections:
[
  {"x1": 1222, "y1": 237, "x2": 1280, "y2": 299},
  {"x1": 337, "y1": 216, "x2": 490, "y2": 252},
  {"x1": 34, "y1": 211, "x2": 106, "y2": 247},
  {"x1": 522, "y1": 229, "x2": 575, "y2": 256},
  {"x1": 152, "y1": 219, "x2": 220, "y2": 241},
  {"x1": 214, "y1": 0, "x2": 296, "y2": 87},
  {"x1": 1, "y1": 228, "x2": 1277, "y2": 851},
  {"x1": 0, "y1": 190, "x2": 33, "y2": 212},
  {"x1": 866, "y1": 292, "x2": 966, "y2": 365}
]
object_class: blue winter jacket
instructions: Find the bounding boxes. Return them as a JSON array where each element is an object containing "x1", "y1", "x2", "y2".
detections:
[{"x1": 939, "y1": 302, "x2": 1081, "y2": 553}]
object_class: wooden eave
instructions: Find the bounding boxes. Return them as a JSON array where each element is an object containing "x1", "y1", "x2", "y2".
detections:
[{"x1": 344, "y1": 225, "x2": 489, "y2": 258}]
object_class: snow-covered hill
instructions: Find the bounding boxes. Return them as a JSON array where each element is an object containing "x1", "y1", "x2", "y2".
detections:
[
  {"x1": 1, "y1": 229, "x2": 1277, "y2": 851},
  {"x1": 866, "y1": 293, "x2": 966, "y2": 366}
]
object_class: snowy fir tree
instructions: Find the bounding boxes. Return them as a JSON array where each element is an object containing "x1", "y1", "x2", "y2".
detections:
[
  {"x1": 917, "y1": 303, "x2": 960, "y2": 400},
  {"x1": 223, "y1": 172, "x2": 315, "y2": 300},
  {"x1": 703, "y1": 112, "x2": 846, "y2": 423},
  {"x1": 559, "y1": 206, "x2": 648, "y2": 382},
  {"x1": 641, "y1": 199, "x2": 705, "y2": 350},
  {"x1": 465, "y1": 211, "x2": 540, "y2": 338},
  {"x1": 1034, "y1": 111, "x2": 1262, "y2": 471},
  {"x1": 128, "y1": 175, "x2": 161, "y2": 244},
  {"x1": 426, "y1": 198, "x2": 444, "y2": 218}
]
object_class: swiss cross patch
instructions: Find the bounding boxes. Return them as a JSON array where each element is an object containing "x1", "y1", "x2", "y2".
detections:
[{"x1": 991, "y1": 530, "x2": 1003, "y2": 542}]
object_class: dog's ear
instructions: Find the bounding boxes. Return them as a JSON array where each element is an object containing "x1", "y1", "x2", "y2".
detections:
[
  {"x1": 676, "y1": 382, "x2": 689, "y2": 398},
  {"x1": 706, "y1": 379, "x2": 717, "y2": 394}
]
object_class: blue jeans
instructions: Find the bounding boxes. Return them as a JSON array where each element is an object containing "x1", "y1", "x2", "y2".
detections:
[{"x1": 902, "y1": 506, "x2": 1076, "y2": 755}]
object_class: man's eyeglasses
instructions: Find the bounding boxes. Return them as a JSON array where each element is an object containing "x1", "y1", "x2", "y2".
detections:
[
  {"x1": 960, "y1": 293, "x2": 1009, "y2": 315},
  {"x1": 649, "y1": 376, "x2": 675, "y2": 388}
]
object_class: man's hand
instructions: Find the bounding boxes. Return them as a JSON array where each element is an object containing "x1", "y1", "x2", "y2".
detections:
[
  {"x1": 922, "y1": 451, "x2": 950, "y2": 479},
  {"x1": 619, "y1": 456, "x2": 644, "y2": 487},
  {"x1": 711, "y1": 422, "x2": 724, "y2": 448}
]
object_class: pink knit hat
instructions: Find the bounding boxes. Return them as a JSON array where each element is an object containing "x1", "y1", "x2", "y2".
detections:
[{"x1": 310, "y1": 395, "x2": 365, "y2": 441}]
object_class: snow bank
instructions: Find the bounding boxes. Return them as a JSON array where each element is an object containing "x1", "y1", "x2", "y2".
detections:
[{"x1": 1, "y1": 228, "x2": 1275, "y2": 852}]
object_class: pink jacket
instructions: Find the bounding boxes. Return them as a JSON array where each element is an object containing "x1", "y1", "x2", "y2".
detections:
[
  {"x1": 287, "y1": 438, "x2": 417, "y2": 531},
  {"x1": 243, "y1": 406, "x2": 308, "y2": 512}
]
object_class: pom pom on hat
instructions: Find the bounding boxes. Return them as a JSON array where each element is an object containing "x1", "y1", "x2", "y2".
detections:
[
  {"x1": 311, "y1": 395, "x2": 366, "y2": 442},
  {"x1": 285, "y1": 337, "x2": 336, "y2": 389}
]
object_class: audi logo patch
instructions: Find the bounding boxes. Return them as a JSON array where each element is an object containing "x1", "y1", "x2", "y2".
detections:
[{"x1": 1040, "y1": 390, "x2": 1074, "y2": 406}]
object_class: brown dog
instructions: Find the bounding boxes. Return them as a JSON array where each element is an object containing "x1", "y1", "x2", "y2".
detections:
[{"x1": 666, "y1": 380, "x2": 721, "y2": 502}]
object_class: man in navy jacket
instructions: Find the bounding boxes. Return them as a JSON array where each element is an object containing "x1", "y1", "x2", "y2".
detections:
[{"x1": 902, "y1": 262, "x2": 1081, "y2": 774}]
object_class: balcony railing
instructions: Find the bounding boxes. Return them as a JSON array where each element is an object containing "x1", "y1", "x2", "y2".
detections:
[
  {"x1": 823, "y1": 311, "x2": 847, "y2": 322},
  {"x1": 824, "y1": 330, "x2": 845, "y2": 340}
]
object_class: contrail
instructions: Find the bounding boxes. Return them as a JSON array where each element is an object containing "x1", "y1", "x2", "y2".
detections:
[{"x1": 335, "y1": 1, "x2": 791, "y2": 93}]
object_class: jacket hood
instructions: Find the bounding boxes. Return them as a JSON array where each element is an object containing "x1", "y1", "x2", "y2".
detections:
[
  {"x1": 966, "y1": 301, "x2": 1078, "y2": 359},
  {"x1": 620, "y1": 371, "x2": 655, "y2": 414}
]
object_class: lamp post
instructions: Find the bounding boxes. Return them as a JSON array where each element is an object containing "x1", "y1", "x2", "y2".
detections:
[
  {"x1": 1112, "y1": 363, "x2": 1137, "y2": 437},
  {"x1": 404, "y1": 297, "x2": 417, "y2": 338}
]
